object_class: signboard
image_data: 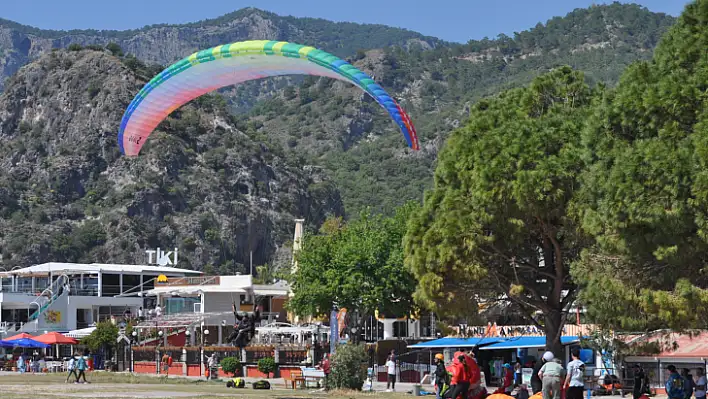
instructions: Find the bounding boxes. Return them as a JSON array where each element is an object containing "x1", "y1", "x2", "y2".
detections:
[
  {"x1": 145, "y1": 248, "x2": 179, "y2": 266},
  {"x1": 330, "y1": 309, "x2": 339, "y2": 354},
  {"x1": 44, "y1": 310, "x2": 61, "y2": 324}
]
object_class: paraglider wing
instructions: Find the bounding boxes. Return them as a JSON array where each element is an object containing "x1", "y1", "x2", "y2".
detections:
[{"x1": 118, "y1": 40, "x2": 419, "y2": 156}]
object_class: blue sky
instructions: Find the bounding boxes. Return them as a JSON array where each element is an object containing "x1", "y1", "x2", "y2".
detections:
[{"x1": 2, "y1": 0, "x2": 690, "y2": 43}]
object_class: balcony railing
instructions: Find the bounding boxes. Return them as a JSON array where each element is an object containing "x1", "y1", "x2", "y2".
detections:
[{"x1": 155, "y1": 276, "x2": 220, "y2": 287}]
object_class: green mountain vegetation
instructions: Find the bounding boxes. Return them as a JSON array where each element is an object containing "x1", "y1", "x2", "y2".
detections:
[{"x1": 242, "y1": 2, "x2": 676, "y2": 216}]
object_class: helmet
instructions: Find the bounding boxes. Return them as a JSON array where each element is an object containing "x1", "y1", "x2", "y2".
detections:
[
  {"x1": 503, "y1": 363, "x2": 512, "y2": 369},
  {"x1": 543, "y1": 351, "x2": 554, "y2": 362},
  {"x1": 435, "y1": 353, "x2": 444, "y2": 361}
]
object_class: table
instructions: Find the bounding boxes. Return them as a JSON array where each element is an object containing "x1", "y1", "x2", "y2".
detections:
[{"x1": 302, "y1": 368, "x2": 325, "y2": 388}]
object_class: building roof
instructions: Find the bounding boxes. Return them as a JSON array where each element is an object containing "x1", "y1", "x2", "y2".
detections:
[
  {"x1": 253, "y1": 280, "x2": 290, "y2": 297},
  {"x1": 408, "y1": 337, "x2": 504, "y2": 348},
  {"x1": 146, "y1": 286, "x2": 248, "y2": 295},
  {"x1": 478, "y1": 336, "x2": 581, "y2": 350},
  {"x1": 144, "y1": 275, "x2": 289, "y2": 297},
  {"x1": 0, "y1": 262, "x2": 202, "y2": 276},
  {"x1": 408, "y1": 335, "x2": 582, "y2": 349},
  {"x1": 626, "y1": 331, "x2": 708, "y2": 359}
]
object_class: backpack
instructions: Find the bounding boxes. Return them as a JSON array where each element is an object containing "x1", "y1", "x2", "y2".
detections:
[
  {"x1": 668, "y1": 374, "x2": 685, "y2": 398},
  {"x1": 572, "y1": 362, "x2": 585, "y2": 381},
  {"x1": 252, "y1": 380, "x2": 271, "y2": 390}
]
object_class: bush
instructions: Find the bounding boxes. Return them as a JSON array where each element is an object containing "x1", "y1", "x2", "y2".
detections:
[
  {"x1": 67, "y1": 44, "x2": 83, "y2": 52},
  {"x1": 220, "y1": 357, "x2": 241, "y2": 375},
  {"x1": 106, "y1": 42, "x2": 123, "y2": 57},
  {"x1": 257, "y1": 357, "x2": 276, "y2": 378},
  {"x1": 328, "y1": 344, "x2": 368, "y2": 390}
]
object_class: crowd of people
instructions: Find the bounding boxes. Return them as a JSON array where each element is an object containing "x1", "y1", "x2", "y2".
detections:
[{"x1": 664, "y1": 365, "x2": 706, "y2": 399}]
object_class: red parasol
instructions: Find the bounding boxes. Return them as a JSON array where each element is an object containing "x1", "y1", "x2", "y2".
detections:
[
  {"x1": 4, "y1": 333, "x2": 34, "y2": 341},
  {"x1": 34, "y1": 332, "x2": 78, "y2": 345}
]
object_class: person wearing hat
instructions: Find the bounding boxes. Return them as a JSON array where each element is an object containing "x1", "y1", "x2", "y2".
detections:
[
  {"x1": 434, "y1": 354, "x2": 447, "y2": 399},
  {"x1": 532, "y1": 351, "x2": 554, "y2": 394},
  {"x1": 538, "y1": 353, "x2": 564, "y2": 399},
  {"x1": 495, "y1": 363, "x2": 514, "y2": 394}
]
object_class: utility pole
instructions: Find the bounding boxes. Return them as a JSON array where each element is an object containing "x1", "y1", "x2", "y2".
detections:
[{"x1": 250, "y1": 251, "x2": 253, "y2": 276}]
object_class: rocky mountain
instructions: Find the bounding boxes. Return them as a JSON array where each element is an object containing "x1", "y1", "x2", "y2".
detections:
[
  {"x1": 0, "y1": 7, "x2": 443, "y2": 91},
  {"x1": 0, "y1": 3, "x2": 679, "y2": 269},
  {"x1": 0, "y1": 49, "x2": 343, "y2": 270}
]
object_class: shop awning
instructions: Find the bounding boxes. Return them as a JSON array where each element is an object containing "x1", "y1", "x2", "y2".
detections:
[
  {"x1": 65, "y1": 327, "x2": 96, "y2": 339},
  {"x1": 408, "y1": 337, "x2": 504, "y2": 348},
  {"x1": 479, "y1": 336, "x2": 581, "y2": 350}
]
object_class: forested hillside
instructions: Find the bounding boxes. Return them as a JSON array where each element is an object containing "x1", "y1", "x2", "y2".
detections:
[{"x1": 242, "y1": 3, "x2": 676, "y2": 215}]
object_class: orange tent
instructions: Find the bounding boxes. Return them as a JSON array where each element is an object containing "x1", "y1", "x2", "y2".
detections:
[
  {"x1": 35, "y1": 332, "x2": 78, "y2": 345},
  {"x1": 487, "y1": 394, "x2": 515, "y2": 399},
  {"x1": 4, "y1": 333, "x2": 34, "y2": 341}
]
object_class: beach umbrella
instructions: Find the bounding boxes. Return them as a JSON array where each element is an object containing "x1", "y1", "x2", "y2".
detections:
[
  {"x1": 0, "y1": 338, "x2": 51, "y2": 349},
  {"x1": 4, "y1": 333, "x2": 33, "y2": 341},
  {"x1": 35, "y1": 332, "x2": 78, "y2": 345}
]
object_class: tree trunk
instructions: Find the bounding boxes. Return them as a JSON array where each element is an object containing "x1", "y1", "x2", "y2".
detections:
[{"x1": 544, "y1": 310, "x2": 564, "y2": 358}]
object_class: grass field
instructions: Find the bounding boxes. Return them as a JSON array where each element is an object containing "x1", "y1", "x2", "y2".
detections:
[{"x1": 0, "y1": 372, "x2": 411, "y2": 399}]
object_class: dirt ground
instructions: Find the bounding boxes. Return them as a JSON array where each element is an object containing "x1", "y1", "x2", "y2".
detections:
[{"x1": 0, "y1": 372, "x2": 410, "y2": 399}]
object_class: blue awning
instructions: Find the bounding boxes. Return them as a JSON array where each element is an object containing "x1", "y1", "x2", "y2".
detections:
[
  {"x1": 478, "y1": 336, "x2": 581, "y2": 350},
  {"x1": 408, "y1": 337, "x2": 504, "y2": 348}
]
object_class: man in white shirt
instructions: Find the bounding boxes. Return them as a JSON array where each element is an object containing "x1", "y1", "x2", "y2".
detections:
[{"x1": 696, "y1": 368, "x2": 707, "y2": 399}]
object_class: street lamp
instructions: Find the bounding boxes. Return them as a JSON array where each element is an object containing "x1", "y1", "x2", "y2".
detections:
[{"x1": 130, "y1": 331, "x2": 138, "y2": 372}]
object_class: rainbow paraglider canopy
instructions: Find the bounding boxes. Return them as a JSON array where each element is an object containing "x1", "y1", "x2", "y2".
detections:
[{"x1": 118, "y1": 40, "x2": 419, "y2": 156}]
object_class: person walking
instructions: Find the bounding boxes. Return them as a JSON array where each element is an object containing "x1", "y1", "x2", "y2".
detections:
[
  {"x1": 695, "y1": 368, "x2": 706, "y2": 399},
  {"x1": 532, "y1": 352, "x2": 553, "y2": 394},
  {"x1": 565, "y1": 348, "x2": 586, "y2": 399},
  {"x1": 16, "y1": 353, "x2": 25, "y2": 374},
  {"x1": 434, "y1": 354, "x2": 448, "y2": 399},
  {"x1": 386, "y1": 355, "x2": 397, "y2": 392},
  {"x1": 666, "y1": 365, "x2": 687, "y2": 399},
  {"x1": 632, "y1": 364, "x2": 646, "y2": 399},
  {"x1": 538, "y1": 355, "x2": 564, "y2": 399},
  {"x1": 75, "y1": 352, "x2": 89, "y2": 384},
  {"x1": 65, "y1": 356, "x2": 77, "y2": 383},
  {"x1": 683, "y1": 369, "x2": 695, "y2": 399}
]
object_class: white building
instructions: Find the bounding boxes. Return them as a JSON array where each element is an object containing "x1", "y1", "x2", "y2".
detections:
[
  {"x1": 127, "y1": 275, "x2": 291, "y2": 346},
  {"x1": 0, "y1": 262, "x2": 201, "y2": 336}
]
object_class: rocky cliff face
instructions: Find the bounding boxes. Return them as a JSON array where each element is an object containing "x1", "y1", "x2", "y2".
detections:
[
  {"x1": 0, "y1": 49, "x2": 343, "y2": 270},
  {"x1": 0, "y1": 8, "x2": 443, "y2": 91}
]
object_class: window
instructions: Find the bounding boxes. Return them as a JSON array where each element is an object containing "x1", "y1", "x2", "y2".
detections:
[{"x1": 102, "y1": 274, "x2": 120, "y2": 296}]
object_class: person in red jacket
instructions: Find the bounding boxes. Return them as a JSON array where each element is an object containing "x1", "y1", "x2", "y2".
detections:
[
  {"x1": 466, "y1": 352, "x2": 487, "y2": 399},
  {"x1": 447, "y1": 354, "x2": 470, "y2": 399}
]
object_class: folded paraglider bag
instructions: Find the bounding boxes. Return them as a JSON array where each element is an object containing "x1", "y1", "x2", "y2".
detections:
[
  {"x1": 252, "y1": 380, "x2": 271, "y2": 390},
  {"x1": 227, "y1": 378, "x2": 245, "y2": 388}
]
